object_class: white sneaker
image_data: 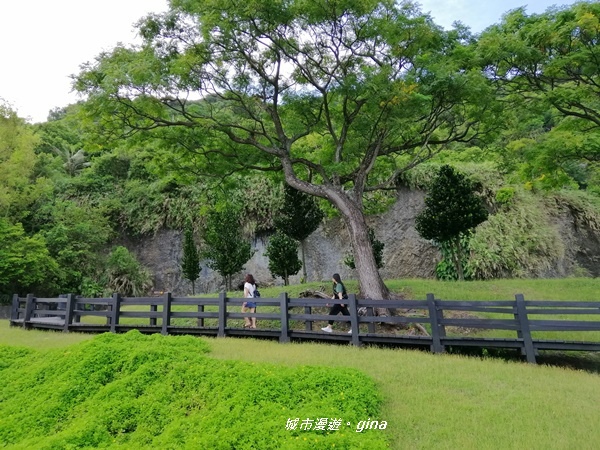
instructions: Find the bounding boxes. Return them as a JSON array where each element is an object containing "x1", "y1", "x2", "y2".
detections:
[
  {"x1": 321, "y1": 325, "x2": 332, "y2": 333},
  {"x1": 347, "y1": 329, "x2": 352, "y2": 334}
]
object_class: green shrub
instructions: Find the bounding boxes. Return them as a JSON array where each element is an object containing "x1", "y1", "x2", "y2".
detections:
[
  {"x1": 0, "y1": 331, "x2": 388, "y2": 449},
  {"x1": 495, "y1": 187, "x2": 515, "y2": 205},
  {"x1": 103, "y1": 246, "x2": 152, "y2": 297}
]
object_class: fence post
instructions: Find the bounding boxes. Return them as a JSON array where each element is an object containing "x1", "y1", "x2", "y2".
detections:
[
  {"x1": 73, "y1": 296, "x2": 81, "y2": 324},
  {"x1": 150, "y1": 304, "x2": 157, "y2": 326},
  {"x1": 427, "y1": 293, "x2": 444, "y2": 354},
  {"x1": 110, "y1": 293, "x2": 121, "y2": 333},
  {"x1": 23, "y1": 294, "x2": 35, "y2": 329},
  {"x1": 515, "y1": 294, "x2": 536, "y2": 364},
  {"x1": 197, "y1": 304, "x2": 204, "y2": 328},
  {"x1": 161, "y1": 292, "x2": 172, "y2": 335},
  {"x1": 348, "y1": 294, "x2": 360, "y2": 346},
  {"x1": 279, "y1": 292, "x2": 290, "y2": 343},
  {"x1": 11, "y1": 294, "x2": 20, "y2": 322},
  {"x1": 217, "y1": 292, "x2": 226, "y2": 337},
  {"x1": 63, "y1": 294, "x2": 75, "y2": 333},
  {"x1": 304, "y1": 305, "x2": 312, "y2": 331}
]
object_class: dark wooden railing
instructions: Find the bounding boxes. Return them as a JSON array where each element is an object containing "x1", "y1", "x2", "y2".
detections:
[{"x1": 9, "y1": 293, "x2": 600, "y2": 364}]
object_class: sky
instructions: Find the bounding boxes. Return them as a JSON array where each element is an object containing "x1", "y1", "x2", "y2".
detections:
[{"x1": 0, "y1": 0, "x2": 581, "y2": 124}]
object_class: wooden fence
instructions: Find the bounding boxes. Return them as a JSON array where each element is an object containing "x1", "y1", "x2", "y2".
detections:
[{"x1": 9, "y1": 293, "x2": 600, "y2": 364}]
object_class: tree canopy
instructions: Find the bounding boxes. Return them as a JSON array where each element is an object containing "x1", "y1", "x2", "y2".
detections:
[
  {"x1": 75, "y1": 0, "x2": 500, "y2": 300},
  {"x1": 477, "y1": 2, "x2": 600, "y2": 188}
]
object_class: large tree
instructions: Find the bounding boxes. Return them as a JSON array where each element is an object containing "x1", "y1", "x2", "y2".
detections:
[
  {"x1": 75, "y1": 0, "x2": 498, "y2": 300},
  {"x1": 477, "y1": 2, "x2": 600, "y2": 168}
]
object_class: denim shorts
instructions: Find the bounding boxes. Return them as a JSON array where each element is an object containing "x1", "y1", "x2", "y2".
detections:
[{"x1": 244, "y1": 301, "x2": 257, "y2": 308}]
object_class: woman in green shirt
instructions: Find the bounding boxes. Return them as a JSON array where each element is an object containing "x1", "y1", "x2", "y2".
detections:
[{"x1": 321, "y1": 273, "x2": 351, "y2": 333}]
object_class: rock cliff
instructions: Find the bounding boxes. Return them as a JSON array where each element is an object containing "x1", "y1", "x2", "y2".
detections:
[{"x1": 126, "y1": 188, "x2": 599, "y2": 295}]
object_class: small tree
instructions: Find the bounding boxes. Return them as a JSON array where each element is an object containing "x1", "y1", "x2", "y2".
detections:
[
  {"x1": 181, "y1": 225, "x2": 201, "y2": 294},
  {"x1": 274, "y1": 185, "x2": 324, "y2": 282},
  {"x1": 344, "y1": 228, "x2": 384, "y2": 270},
  {"x1": 415, "y1": 165, "x2": 489, "y2": 281},
  {"x1": 265, "y1": 232, "x2": 302, "y2": 286},
  {"x1": 200, "y1": 206, "x2": 254, "y2": 290}
]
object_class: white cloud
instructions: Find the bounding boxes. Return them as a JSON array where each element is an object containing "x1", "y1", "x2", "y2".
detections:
[{"x1": 0, "y1": 0, "x2": 168, "y2": 123}]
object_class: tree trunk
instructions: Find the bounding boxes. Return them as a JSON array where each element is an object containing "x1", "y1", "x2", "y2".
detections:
[
  {"x1": 300, "y1": 240, "x2": 307, "y2": 282},
  {"x1": 341, "y1": 208, "x2": 390, "y2": 303},
  {"x1": 283, "y1": 167, "x2": 390, "y2": 302},
  {"x1": 325, "y1": 188, "x2": 390, "y2": 302},
  {"x1": 454, "y1": 236, "x2": 464, "y2": 281}
]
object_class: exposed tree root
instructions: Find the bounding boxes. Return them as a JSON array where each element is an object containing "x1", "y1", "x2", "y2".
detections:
[{"x1": 298, "y1": 289, "x2": 430, "y2": 336}]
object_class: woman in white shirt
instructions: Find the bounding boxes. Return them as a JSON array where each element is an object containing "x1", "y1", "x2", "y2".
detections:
[{"x1": 243, "y1": 273, "x2": 258, "y2": 329}]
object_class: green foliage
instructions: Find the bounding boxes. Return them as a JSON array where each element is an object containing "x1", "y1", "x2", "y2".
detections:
[
  {"x1": 0, "y1": 219, "x2": 58, "y2": 299},
  {"x1": 274, "y1": 185, "x2": 324, "y2": 242},
  {"x1": 344, "y1": 228, "x2": 385, "y2": 270},
  {"x1": 477, "y1": 2, "x2": 600, "y2": 191},
  {"x1": 274, "y1": 184, "x2": 324, "y2": 280},
  {"x1": 80, "y1": 277, "x2": 105, "y2": 298},
  {"x1": 416, "y1": 165, "x2": 489, "y2": 242},
  {"x1": 0, "y1": 105, "x2": 45, "y2": 223},
  {"x1": 103, "y1": 246, "x2": 153, "y2": 297},
  {"x1": 41, "y1": 200, "x2": 113, "y2": 294},
  {"x1": 416, "y1": 165, "x2": 489, "y2": 280},
  {"x1": 478, "y1": 2, "x2": 600, "y2": 133},
  {"x1": 265, "y1": 232, "x2": 302, "y2": 285},
  {"x1": 114, "y1": 179, "x2": 207, "y2": 235},
  {"x1": 181, "y1": 225, "x2": 201, "y2": 294},
  {"x1": 495, "y1": 187, "x2": 515, "y2": 206},
  {"x1": 201, "y1": 206, "x2": 255, "y2": 290},
  {"x1": 231, "y1": 176, "x2": 285, "y2": 235},
  {"x1": 467, "y1": 190, "x2": 564, "y2": 279},
  {"x1": 434, "y1": 237, "x2": 474, "y2": 281},
  {"x1": 0, "y1": 331, "x2": 387, "y2": 449}
]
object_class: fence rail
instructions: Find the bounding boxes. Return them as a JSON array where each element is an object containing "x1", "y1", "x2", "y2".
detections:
[{"x1": 9, "y1": 293, "x2": 600, "y2": 364}]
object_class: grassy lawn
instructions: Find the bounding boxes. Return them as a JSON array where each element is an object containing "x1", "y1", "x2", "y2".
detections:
[
  {"x1": 2, "y1": 315, "x2": 600, "y2": 449},
  {"x1": 3, "y1": 278, "x2": 599, "y2": 448},
  {"x1": 205, "y1": 336, "x2": 600, "y2": 449}
]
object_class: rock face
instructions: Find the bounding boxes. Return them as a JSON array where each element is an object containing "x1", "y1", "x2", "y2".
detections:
[
  {"x1": 127, "y1": 188, "x2": 599, "y2": 295},
  {"x1": 548, "y1": 202, "x2": 600, "y2": 278}
]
